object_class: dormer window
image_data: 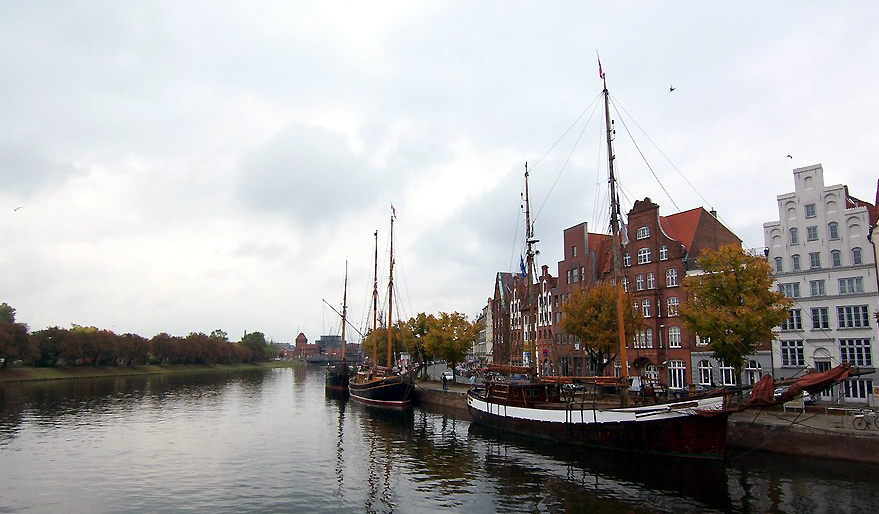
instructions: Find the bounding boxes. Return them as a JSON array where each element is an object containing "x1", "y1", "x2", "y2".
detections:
[{"x1": 636, "y1": 226, "x2": 650, "y2": 240}]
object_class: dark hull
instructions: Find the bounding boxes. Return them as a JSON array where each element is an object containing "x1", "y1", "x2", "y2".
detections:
[
  {"x1": 349, "y1": 374, "x2": 414, "y2": 407},
  {"x1": 467, "y1": 390, "x2": 728, "y2": 460},
  {"x1": 325, "y1": 371, "x2": 351, "y2": 392}
]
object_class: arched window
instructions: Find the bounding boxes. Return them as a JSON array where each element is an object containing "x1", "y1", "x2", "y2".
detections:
[
  {"x1": 774, "y1": 257, "x2": 783, "y2": 273},
  {"x1": 667, "y1": 297, "x2": 679, "y2": 316},
  {"x1": 828, "y1": 222, "x2": 839, "y2": 240},
  {"x1": 637, "y1": 247, "x2": 652, "y2": 264},
  {"x1": 790, "y1": 227, "x2": 799, "y2": 245},
  {"x1": 831, "y1": 249, "x2": 841, "y2": 267},
  {"x1": 666, "y1": 268, "x2": 678, "y2": 287},
  {"x1": 852, "y1": 247, "x2": 863, "y2": 265},
  {"x1": 792, "y1": 254, "x2": 801, "y2": 271}
]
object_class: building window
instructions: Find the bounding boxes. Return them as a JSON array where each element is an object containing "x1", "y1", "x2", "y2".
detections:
[
  {"x1": 636, "y1": 226, "x2": 650, "y2": 240},
  {"x1": 646, "y1": 273, "x2": 655, "y2": 289},
  {"x1": 659, "y1": 245, "x2": 668, "y2": 260},
  {"x1": 744, "y1": 360, "x2": 762, "y2": 386},
  {"x1": 810, "y1": 307, "x2": 829, "y2": 329},
  {"x1": 668, "y1": 326, "x2": 681, "y2": 348},
  {"x1": 790, "y1": 228, "x2": 799, "y2": 245},
  {"x1": 809, "y1": 252, "x2": 821, "y2": 269},
  {"x1": 831, "y1": 250, "x2": 841, "y2": 267},
  {"x1": 666, "y1": 268, "x2": 678, "y2": 287},
  {"x1": 844, "y1": 379, "x2": 874, "y2": 400},
  {"x1": 636, "y1": 274, "x2": 644, "y2": 291},
  {"x1": 838, "y1": 305, "x2": 869, "y2": 328},
  {"x1": 623, "y1": 253, "x2": 631, "y2": 267},
  {"x1": 840, "y1": 339, "x2": 872, "y2": 367},
  {"x1": 828, "y1": 222, "x2": 839, "y2": 240},
  {"x1": 839, "y1": 277, "x2": 864, "y2": 295},
  {"x1": 637, "y1": 248, "x2": 652, "y2": 264},
  {"x1": 634, "y1": 328, "x2": 653, "y2": 348},
  {"x1": 668, "y1": 360, "x2": 686, "y2": 389},
  {"x1": 572, "y1": 245, "x2": 577, "y2": 257},
  {"x1": 642, "y1": 299, "x2": 650, "y2": 317},
  {"x1": 697, "y1": 360, "x2": 712, "y2": 386},
  {"x1": 852, "y1": 247, "x2": 862, "y2": 265},
  {"x1": 621, "y1": 277, "x2": 629, "y2": 292},
  {"x1": 791, "y1": 254, "x2": 801, "y2": 271},
  {"x1": 806, "y1": 226, "x2": 818, "y2": 241},
  {"x1": 805, "y1": 203, "x2": 816, "y2": 218},
  {"x1": 781, "y1": 309, "x2": 802, "y2": 331},
  {"x1": 720, "y1": 361, "x2": 736, "y2": 386},
  {"x1": 774, "y1": 257, "x2": 783, "y2": 273},
  {"x1": 778, "y1": 282, "x2": 800, "y2": 298},
  {"x1": 809, "y1": 280, "x2": 825, "y2": 297},
  {"x1": 696, "y1": 334, "x2": 711, "y2": 347},
  {"x1": 572, "y1": 267, "x2": 579, "y2": 283},
  {"x1": 781, "y1": 340, "x2": 805, "y2": 367},
  {"x1": 667, "y1": 297, "x2": 679, "y2": 316}
]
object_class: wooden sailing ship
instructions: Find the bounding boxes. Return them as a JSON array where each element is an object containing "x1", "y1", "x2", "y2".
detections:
[{"x1": 349, "y1": 211, "x2": 417, "y2": 407}]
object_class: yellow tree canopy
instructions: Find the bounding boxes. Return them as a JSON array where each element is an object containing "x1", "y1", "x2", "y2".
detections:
[
  {"x1": 679, "y1": 243, "x2": 792, "y2": 373},
  {"x1": 559, "y1": 282, "x2": 643, "y2": 375}
]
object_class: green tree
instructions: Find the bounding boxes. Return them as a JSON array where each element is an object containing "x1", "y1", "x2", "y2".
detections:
[
  {"x1": 559, "y1": 283, "x2": 643, "y2": 375},
  {"x1": 419, "y1": 312, "x2": 479, "y2": 377},
  {"x1": 0, "y1": 302, "x2": 16, "y2": 323},
  {"x1": 239, "y1": 331, "x2": 271, "y2": 362},
  {"x1": 679, "y1": 243, "x2": 792, "y2": 374}
]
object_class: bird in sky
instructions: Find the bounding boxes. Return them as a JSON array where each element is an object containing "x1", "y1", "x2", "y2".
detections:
[
  {"x1": 669, "y1": 85, "x2": 675, "y2": 92},
  {"x1": 13, "y1": 206, "x2": 24, "y2": 211},
  {"x1": 786, "y1": 155, "x2": 793, "y2": 159}
]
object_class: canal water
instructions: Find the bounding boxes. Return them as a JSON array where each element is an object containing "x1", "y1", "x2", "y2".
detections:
[{"x1": 1, "y1": 366, "x2": 877, "y2": 513}]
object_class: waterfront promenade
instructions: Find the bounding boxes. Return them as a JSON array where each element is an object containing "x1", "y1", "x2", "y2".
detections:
[{"x1": 414, "y1": 379, "x2": 879, "y2": 464}]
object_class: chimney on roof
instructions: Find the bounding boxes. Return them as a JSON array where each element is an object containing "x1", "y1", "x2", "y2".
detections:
[{"x1": 709, "y1": 208, "x2": 717, "y2": 218}]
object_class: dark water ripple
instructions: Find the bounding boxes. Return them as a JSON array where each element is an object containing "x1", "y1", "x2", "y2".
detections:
[{"x1": 1, "y1": 366, "x2": 877, "y2": 513}]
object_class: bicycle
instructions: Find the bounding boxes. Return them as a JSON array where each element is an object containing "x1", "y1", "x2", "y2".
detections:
[{"x1": 850, "y1": 409, "x2": 879, "y2": 431}]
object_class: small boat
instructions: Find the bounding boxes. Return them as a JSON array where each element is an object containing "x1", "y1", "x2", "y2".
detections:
[
  {"x1": 349, "y1": 212, "x2": 416, "y2": 407},
  {"x1": 325, "y1": 262, "x2": 352, "y2": 393}
]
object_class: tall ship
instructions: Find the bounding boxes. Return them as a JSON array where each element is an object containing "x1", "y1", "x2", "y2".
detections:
[
  {"x1": 349, "y1": 211, "x2": 417, "y2": 407},
  {"x1": 325, "y1": 262, "x2": 352, "y2": 393},
  {"x1": 467, "y1": 61, "x2": 731, "y2": 459}
]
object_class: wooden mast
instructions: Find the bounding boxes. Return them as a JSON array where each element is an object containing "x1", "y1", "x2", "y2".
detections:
[
  {"x1": 601, "y1": 58, "x2": 630, "y2": 405},
  {"x1": 341, "y1": 261, "x2": 347, "y2": 359},
  {"x1": 387, "y1": 209, "x2": 395, "y2": 369},
  {"x1": 524, "y1": 164, "x2": 537, "y2": 374},
  {"x1": 372, "y1": 230, "x2": 379, "y2": 368}
]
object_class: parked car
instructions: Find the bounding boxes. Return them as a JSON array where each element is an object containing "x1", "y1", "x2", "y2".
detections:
[{"x1": 774, "y1": 386, "x2": 815, "y2": 403}]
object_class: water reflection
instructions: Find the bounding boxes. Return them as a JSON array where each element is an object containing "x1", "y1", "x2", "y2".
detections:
[{"x1": 1, "y1": 366, "x2": 878, "y2": 514}]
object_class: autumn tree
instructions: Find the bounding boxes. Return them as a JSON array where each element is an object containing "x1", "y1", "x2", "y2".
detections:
[
  {"x1": 239, "y1": 331, "x2": 271, "y2": 362},
  {"x1": 360, "y1": 325, "x2": 407, "y2": 368},
  {"x1": 679, "y1": 243, "x2": 792, "y2": 374},
  {"x1": 559, "y1": 283, "x2": 643, "y2": 375},
  {"x1": 419, "y1": 312, "x2": 479, "y2": 377},
  {"x1": 0, "y1": 314, "x2": 34, "y2": 368}
]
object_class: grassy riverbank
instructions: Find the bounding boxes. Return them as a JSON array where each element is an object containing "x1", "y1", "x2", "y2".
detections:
[{"x1": 0, "y1": 360, "x2": 302, "y2": 383}]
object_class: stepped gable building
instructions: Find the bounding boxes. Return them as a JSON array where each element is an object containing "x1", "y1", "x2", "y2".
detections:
[
  {"x1": 488, "y1": 272, "x2": 515, "y2": 365},
  {"x1": 763, "y1": 164, "x2": 878, "y2": 404}
]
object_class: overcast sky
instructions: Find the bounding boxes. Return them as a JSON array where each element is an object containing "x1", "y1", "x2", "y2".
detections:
[{"x1": 2, "y1": 2, "x2": 877, "y2": 343}]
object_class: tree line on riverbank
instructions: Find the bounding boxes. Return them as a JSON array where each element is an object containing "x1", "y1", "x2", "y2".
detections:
[{"x1": 0, "y1": 303, "x2": 276, "y2": 368}]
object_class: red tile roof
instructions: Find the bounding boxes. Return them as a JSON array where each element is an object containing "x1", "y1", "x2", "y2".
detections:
[{"x1": 659, "y1": 207, "x2": 703, "y2": 247}]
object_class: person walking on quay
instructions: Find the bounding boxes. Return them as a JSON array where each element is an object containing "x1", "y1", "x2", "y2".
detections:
[
  {"x1": 469, "y1": 374, "x2": 476, "y2": 389},
  {"x1": 442, "y1": 374, "x2": 448, "y2": 391}
]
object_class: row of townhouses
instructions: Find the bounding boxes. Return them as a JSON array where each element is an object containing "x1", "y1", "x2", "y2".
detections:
[{"x1": 476, "y1": 164, "x2": 878, "y2": 404}]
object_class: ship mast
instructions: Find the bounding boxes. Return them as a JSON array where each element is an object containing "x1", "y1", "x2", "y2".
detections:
[
  {"x1": 387, "y1": 210, "x2": 395, "y2": 369},
  {"x1": 341, "y1": 260, "x2": 347, "y2": 359},
  {"x1": 372, "y1": 230, "x2": 379, "y2": 368},
  {"x1": 524, "y1": 164, "x2": 538, "y2": 373},
  {"x1": 601, "y1": 60, "x2": 631, "y2": 404}
]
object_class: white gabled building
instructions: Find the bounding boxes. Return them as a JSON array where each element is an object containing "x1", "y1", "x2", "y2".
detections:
[{"x1": 763, "y1": 164, "x2": 878, "y2": 405}]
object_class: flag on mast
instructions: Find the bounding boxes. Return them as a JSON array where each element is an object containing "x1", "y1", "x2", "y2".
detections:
[{"x1": 597, "y1": 51, "x2": 604, "y2": 79}]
